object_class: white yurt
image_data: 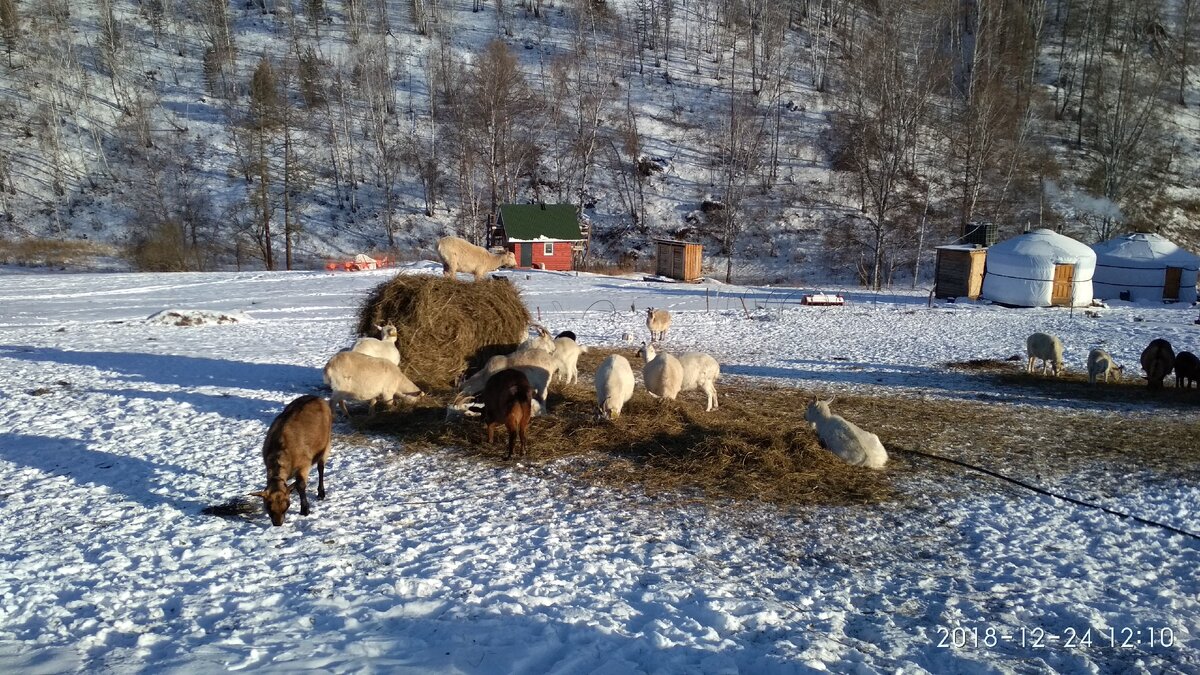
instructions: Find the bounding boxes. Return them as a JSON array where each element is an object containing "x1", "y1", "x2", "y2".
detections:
[
  {"x1": 1091, "y1": 232, "x2": 1200, "y2": 303},
  {"x1": 980, "y1": 229, "x2": 1096, "y2": 307}
]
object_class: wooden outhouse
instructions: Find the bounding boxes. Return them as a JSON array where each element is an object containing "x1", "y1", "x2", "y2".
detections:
[
  {"x1": 490, "y1": 204, "x2": 586, "y2": 271},
  {"x1": 934, "y1": 245, "x2": 987, "y2": 300},
  {"x1": 655, "y1": 239, "x2": 703, "y2": 282}
]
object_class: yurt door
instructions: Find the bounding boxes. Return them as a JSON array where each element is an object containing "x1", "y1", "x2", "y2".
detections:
[
  {"x1": 1051, "y1": 264, "x2": 1075, "y2": 306},
  {"x1": 1163, "y1": 267, "x2": 1182, "y2": 301}
]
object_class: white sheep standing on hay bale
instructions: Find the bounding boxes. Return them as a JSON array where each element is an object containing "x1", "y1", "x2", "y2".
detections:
[
  {"x1": 804, "y1": 399, "x2": 888, "y2": 469},
  {"x1": 1026, "y1": 332, "x2": 1065, "y2": 376},
  {"x1": 595, "y1": 354, "x2": 635, "y2": 420},
  {"x1": 646, "y1": 307, "x2": 671, "y2": 342},
  {"x1": 323, "y1": 351, "x2": 422, "y2": 418},
  {"x1": 437, "y1": 236, "x2": 518, "y2": 281},
  {"x1": 1086, "y1": 348, "x2": 1123, "y2": 384},
  {"x1": 351, "y1": 323, "x2": 400, "y2": 366}
]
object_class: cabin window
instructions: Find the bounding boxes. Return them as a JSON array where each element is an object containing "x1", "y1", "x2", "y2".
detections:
[{"x1": 543, "y1": 242, "x2": 554, "y2": 256}]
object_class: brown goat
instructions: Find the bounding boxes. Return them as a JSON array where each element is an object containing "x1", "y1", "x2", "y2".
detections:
[
  {"x1": 1140, "y1": 338, "x2": 1176, "y2": 390},
  {"x1": 481, "y1": 368, "x2": 535, "y2": 460},
  {"x1": 251, "y1": 395, "x2": 333, "y2": 526}
]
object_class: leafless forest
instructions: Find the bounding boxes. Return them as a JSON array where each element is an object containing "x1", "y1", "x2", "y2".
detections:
[{"x1": 0, "y1": 0, "x2": 1196, "y2": 285}]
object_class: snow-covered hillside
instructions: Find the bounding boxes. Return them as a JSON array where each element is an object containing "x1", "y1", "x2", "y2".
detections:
[
  {"x1": 0, "y1": 263, "x2": 1197, "y2": 672},
  {"x1": 0, "y1": 1, "x2": 1196, "y2": 283}
]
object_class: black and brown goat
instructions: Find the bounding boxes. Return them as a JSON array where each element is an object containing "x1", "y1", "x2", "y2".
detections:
[
  {"x1": 252, "y1": 395, "x2": 333, "y2": 526},
  {"x1": 480, "y1": 368, "x2": 537, "y2": 460}
]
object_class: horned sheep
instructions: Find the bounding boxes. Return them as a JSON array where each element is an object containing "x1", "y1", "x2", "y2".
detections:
[
  {"x1": 1026, "y1": 332, "x2": 1065, "y2": 376},
  {"x1": 252, "y1": 395, "x2": 333, "y2": 526},
  {"x1": 351, "y1": 323, "x2": 400, "y2": 366},
  {"x1": 646, "y1": 307, "x2": 671, "y2": 342},
  {"x1": 804, "y1": 399, "x2": 888, "y2": 469},
  {"x1": 323, "y1": 351, "x2": 422, "y2": 418},
  {"x1": 595, "y1": 354, "x2": 635, "y2": 420},
  {"x1": 1141, "y1": 338, "x2": 1176, "y2": 390},
  {"x1": 1086, "y1": 348, "x2": 1123, "y2": 384},
  {"x1": 437, "y1": 236, "x2": 518, "y2": 281}
]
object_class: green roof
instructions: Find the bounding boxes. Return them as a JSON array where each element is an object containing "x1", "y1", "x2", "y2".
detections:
[{"x1": 498, "y1": 204, "x2": 583, "y2": 241}]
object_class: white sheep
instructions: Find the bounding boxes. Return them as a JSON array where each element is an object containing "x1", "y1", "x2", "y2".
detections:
[
  {"x1": 1026, "y1": 332, "x2": 1064, "y2": 376},
  {"x1": 594, "y1": 354, "x2": 635, "y2": 420},
  {"x1": 460, "y1": 348, "x2": 558, "y2": 403},
  {"x1": 646, "y1": 307, "x2": 671, "y2": 342},
  {"x1": 804, "y1": 399, "x2": 888, "y2": 469},
  {"x1": 437, "y1": 236, "x2": 518, "y2": 281},
  {"x1": 351, "y1": 323, "x2": 400, "y2": 366},
  {"x1": 515, "y1": 326, "x2": 556, "y2": 354},
  {"x1": 637, "y1": 342, "x2": 720, "y2": 411},
  {"x1": 637, "y1": 341, "x2": 683, "y2": 401},
  {"x1": 323, "y1": 351, "x2": 422, "y2": 418},
  {"x1": 1086, "y1": 348, "x2": 1123, "y2": 384},
  {"x1": 552, "y1": 335, "x2": 588, "y2": 384}
]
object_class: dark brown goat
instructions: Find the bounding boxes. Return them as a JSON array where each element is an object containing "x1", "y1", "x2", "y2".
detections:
[
  {"x1": 481, "y1": 368, "x2": 535, "y2": 460},
  {"x1": 1174, "y1": 351, "x2": 1200, "y2": 389},
  {"x1": 252, "y1": 395, "x2": 333, "y2": 526},
  {"x1": 1140, "y1": 339, "x2": 1176, "y2": 390}
]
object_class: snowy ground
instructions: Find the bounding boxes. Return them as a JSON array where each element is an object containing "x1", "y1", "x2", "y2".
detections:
[{"x1": 0, "y1": 263, "x2": 1197, "y2": 674}]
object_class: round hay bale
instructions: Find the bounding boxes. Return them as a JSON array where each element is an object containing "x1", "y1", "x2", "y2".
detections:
[{"x1": 356, "y1": 274, "x2": 530, "y2": 390}]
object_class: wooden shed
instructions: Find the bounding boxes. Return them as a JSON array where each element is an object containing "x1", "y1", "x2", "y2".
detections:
[
  {"x1": 934, "y1": 245, "x2": 987, "y2": 300},
  {"x1": 655, "y1": 239, "x2": 704, "y2": 282}
]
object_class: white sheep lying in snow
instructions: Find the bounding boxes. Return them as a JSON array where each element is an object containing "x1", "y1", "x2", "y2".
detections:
[
  {"x1": 637, "y1": 342, "x2": 720, "y2": 410},
  {"x1": 595, "y1": 354, "x2": 635, "y2": 419},
  {"x1": 552, "y1": 335, "x2": 588, "y2": 384},
  {"x1": 323, "y1": 351, "x2": 422, "y2": 418},
  {"x1": 437, "y1": 236, "x2": 518, "y2": 281},
  {"x1": 1086, "y1": 348, "x2": 1123, "y2": 384},
  {"x1": 804, "y1": 399, "x2": 888, "y2": 469},
  {"x1": 351, "y1": 323, "x2": 400, "y2": 366},
  {"x1": 1026, "y1": 332, "x2": 1064, "y2": 376}
]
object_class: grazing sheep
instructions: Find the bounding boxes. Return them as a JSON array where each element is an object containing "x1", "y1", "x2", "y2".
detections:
[
  {"x1": 637, "y1": 342, "x2": 720, "y2": 411},
  {"x1": 437, "y1": 236, "x2": 518, "y2": 281},
  {"x1": 552, "y1": 335, "x2": 588, "y2": 384},
  {"x1": 1140, "y1": 338, "x2": 1176, "y2": 390},
  {"x1": 646, "y1": 307, "x2": 671, "y2": 342},
  {"x1": 351, "y1": 323, "x2": 400, "y2": 366},
  {"x1": 1174, "y1": 351, "x2": 1200, "y2": 389},
  {"x1": 1026, "y1": 332, "x2": 1065, "y2": 376},
  {"x1": 252, "y1": 395, "x2": 333, "y2": 526},
  {"x1": 460, "y1": 347, "x2": 558, "y2": 402},
  {"x1": 804, "y1": 399, "x2": 888, "y2": 469},
  {"x1": 637, "y1": 341, "x2": 683, "y2": 401},
  {"x1": 323, "y1": 351, "x2": 422, "y2": 418},
  {"x1": 1086, "y1": 348, "x2": 1124, "y2": 384},
  {"x1": 515, "y1": 326, "x2": 556, "y2": 354},
  {"x1": 595, "y1": 354, "x2": 635, "y2": 419},
  {"x1": 481, "y1": 368, "x2": 536, "y2": 460}
]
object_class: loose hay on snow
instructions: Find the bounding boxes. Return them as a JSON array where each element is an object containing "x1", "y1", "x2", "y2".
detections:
[
  {"x1": 355, "y1": 348, "x2": 898, "y2": 507},
  {"x1": 355, "y1": 274, "x2": 531, "y2": 390}
]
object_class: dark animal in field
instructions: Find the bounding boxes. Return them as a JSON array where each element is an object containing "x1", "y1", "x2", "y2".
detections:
[
  {"x1": 1173, "y1": 351, "x2": 1200, "y2": 389},
  {"x1": 1140, "y1": 339, "x2": 1176, "y2": 390},
  {"x1": 252, "y1": 395, "x2": 332, "y2": 527},
  {"x1": 481, "y1": 368, "x2": 537, "y2": 460}
]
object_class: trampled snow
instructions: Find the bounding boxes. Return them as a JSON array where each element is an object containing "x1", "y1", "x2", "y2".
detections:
[{"x1": 0, "y1": 264, "x2": 1197, "y2": 673}]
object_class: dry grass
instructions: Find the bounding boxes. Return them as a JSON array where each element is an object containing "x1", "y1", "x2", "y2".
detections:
[
  {"x1": 329, "y1": 349, "x2": 1200, "y2": 509},
  {"x1": 0, "y1": 238, "x2": 120, "y2": 267},
  {"x1": 355, "y1": 274, "x2": 531, "y2": 390}
]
